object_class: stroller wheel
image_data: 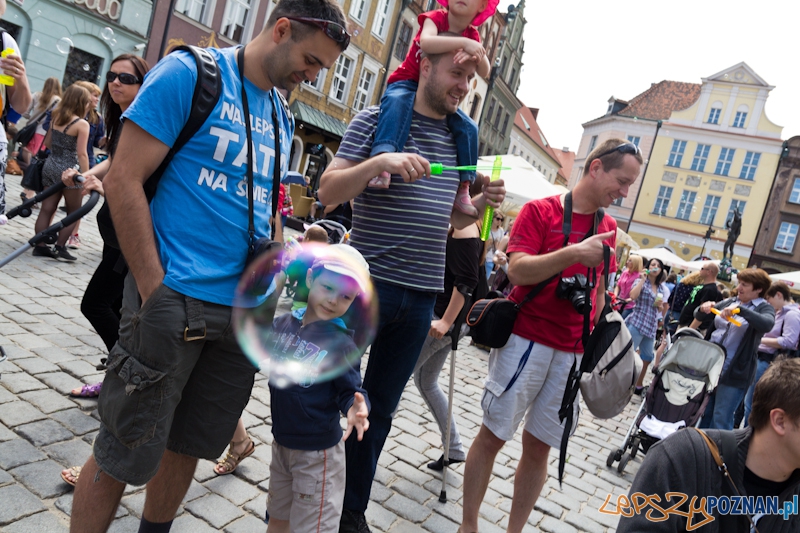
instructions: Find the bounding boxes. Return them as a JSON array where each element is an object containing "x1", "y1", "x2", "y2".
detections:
[
  {"x1": 617, "y1": 453, "x2": 631, "y2": 474},
  {"x1": 606, "y1": 449, "x2": 620, "y2": 467},
  {"x1": 630, "y1": 438, "x2": 641, "y2": 459}
]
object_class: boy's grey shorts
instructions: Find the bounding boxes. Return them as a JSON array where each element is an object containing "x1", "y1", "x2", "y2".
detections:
[{"x1": 94, "y1": 273, "x2": 257, "y2": 486}]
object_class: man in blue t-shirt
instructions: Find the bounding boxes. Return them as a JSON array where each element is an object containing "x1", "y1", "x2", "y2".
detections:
[
  {"x1": 317, "y1": 47, "x2": 506, "y2": 531},
  {"x1": 70, "y1": 1, "x2": 349, "y2": 531}
]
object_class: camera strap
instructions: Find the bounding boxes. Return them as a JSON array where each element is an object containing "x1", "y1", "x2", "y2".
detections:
[{"x1": 237, "y1": 45, "x2": 281, "y2": 255}]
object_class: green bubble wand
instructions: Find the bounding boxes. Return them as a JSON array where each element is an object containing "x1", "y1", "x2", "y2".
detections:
[{"x1": 479, "y1": 156, "x2": 504, "y2": 241}]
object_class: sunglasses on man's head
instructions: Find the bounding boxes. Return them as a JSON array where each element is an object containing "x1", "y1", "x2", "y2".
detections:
[
  {"x1": 595, "y1": 142, "x2": 641, "y2": 160},
  {"x1": 285, "y1": 16, "x2": 351, "y2": 50},
  {"x1": 106, "y1": 71, "x2": 142, "y2": 85}
]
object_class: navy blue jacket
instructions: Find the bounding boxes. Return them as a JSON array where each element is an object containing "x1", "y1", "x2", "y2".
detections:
[{"x1": 269, "y1": 310, "x2": 370, "y2": 451}]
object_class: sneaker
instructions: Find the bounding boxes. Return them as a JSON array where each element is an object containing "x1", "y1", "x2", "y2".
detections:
[
  {"x1": 67, "y1": 234, "x2": 82, "y2": 249},
  {"x1": 453, "y1": 181, "x2": 479, "y2": 218},
  {"x1": 339, "y1": 509, "x2": 371, "y2": 533},
  {"x1": 32, "y1": 245, "x2": 58, "y2": 258},
  {"x1": 54, "y1": 245, "x2": 77, "y2": 262}
]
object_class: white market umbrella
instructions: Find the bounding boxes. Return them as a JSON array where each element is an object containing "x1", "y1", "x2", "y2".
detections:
[
  {"x1": 770, "y1": 271, "x2": 800, "y2": 289},
  {"x1": 683, "y1": 259, "x2": 721, "y2": 273},
  {"x1": 631, "y1": 248, "x2": 692, "y2": 271},
  {"x1": 478, "y1": 154, "x2": 559, "y2": 207}
]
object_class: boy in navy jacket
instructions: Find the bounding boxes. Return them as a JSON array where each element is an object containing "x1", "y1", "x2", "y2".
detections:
[{"x1": 266, "y1": 245, "x2": 371, "y2": 532}]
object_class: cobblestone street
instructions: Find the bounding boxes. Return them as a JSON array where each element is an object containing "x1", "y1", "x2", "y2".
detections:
[{"x1": 0, "y1": 180, "x2": 644, "y2": 532}]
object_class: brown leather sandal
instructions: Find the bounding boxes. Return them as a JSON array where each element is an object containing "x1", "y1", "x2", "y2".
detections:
[{"x1": 213, "y1": 438, "x2": 255, "y2": 475}]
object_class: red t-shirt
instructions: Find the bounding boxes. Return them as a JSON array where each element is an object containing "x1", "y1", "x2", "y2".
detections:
[
  {"x1": 507, "y1": 195, "x2": 617, "y2": 353},
  {"x1": 387, "y1": 9, "x2": 482, "y2": 85}
]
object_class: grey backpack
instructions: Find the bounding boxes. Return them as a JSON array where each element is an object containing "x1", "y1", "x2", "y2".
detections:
[{"x1": 557, "y1": 245, "x2": 642, "y2": 484}]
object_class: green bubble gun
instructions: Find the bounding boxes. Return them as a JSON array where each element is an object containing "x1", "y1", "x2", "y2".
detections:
[
  {"x1": 480, "y1": 156, "x2": 504, "y2": 241},
  {"x1": 430, "y1": 162, "x2": 511, "y2": 175}
]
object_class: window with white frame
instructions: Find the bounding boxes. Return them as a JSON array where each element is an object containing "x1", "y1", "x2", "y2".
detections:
[
  {"x1": 353, "y1": 67, "x2": 376, "y2": 112},
  {"x1": 775, "y1": 222, "x2": 798, "y2": 253},
  {"x1": 715, "y1": 148, "x2": 735, "y2": 176},
  {"x1": 329, "y1": 54, "x2": 353, "y2": 103},
  {"x1": 612, "y1": 197, "x2": 624, "y2": 206},
  {"x1": 221, "y1": 0, "x2": 251, "y2": 41},
  {"x1": 175, "y1": 0, "x2": 206, "y2": 22},
  {"x1": 691, "y1": 144, "x2": 710, "y2": 172},
  {"x1": 349, "y1": 0, "x2": 368, "y2": 23},
  {"x1": 732, "y1": 111, "x2": 747, "y2": 128},
  {"x1": 726, "y1": 200, "x2": 746, "y2": 225},
  {"x1": 707, "y1": 107, "x2": 721, "y2": 124},
  {"x1": 627, "y1": 135, "x2": 640, "y2": 147},
  {"x1": 653, "y1": 185, "x2": 673, "y2": 216},
  {"x1": 304, "y1": 68, "x2": 327, "y2": 91},
  {"x1": 699, "y1": 195, "x2": 720, "y2": 225},
  {"x1": 790, "y1": 178, "x2": 800, "y2": 204},
  {"x1": 395, "y1": 21, "x2": 412, "y2": 61},
  {"x1": 739, "y1": 151, "x2": 760, "y2": 180},
  {"x1": 371, "y1": 0, "x2": 392, "y2": 40},
  {"x1": 676, "y1": 190, "x2": 697, "y2": 220},
  {"x1": 667, "y1": 139, "x2": 687, "y2": 167}
]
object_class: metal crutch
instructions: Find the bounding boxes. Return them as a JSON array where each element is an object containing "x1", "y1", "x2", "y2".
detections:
[{"x1": 439, "y1": 284, "x2": 473, "y2": 503}]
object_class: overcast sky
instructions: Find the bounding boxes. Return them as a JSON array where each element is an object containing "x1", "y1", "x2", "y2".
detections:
[{"x1": 516, "y1": 0, "x2": 800, "y2": 154}]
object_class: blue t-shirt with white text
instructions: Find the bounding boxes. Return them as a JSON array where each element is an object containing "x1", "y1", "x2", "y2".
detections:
[{"x1": 123, "y1": 47, "x2": 294, "y2": 306}]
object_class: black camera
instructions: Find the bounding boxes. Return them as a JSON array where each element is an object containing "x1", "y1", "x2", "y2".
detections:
[{"x1": 556, "y1": 274, "x2": 591, "y2": 314}]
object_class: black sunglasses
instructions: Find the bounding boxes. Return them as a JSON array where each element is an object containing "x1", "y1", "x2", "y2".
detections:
[
  {"x1": 494, "y1": 216, "x2": 504, "y2": 221},
  {"x1": 106, "y1": 71, "x2": 142, "y2": 85},
  {"x1": 285, "y1": 16, "x2": 350, "y2": 50},
  {"x1": 595, "y1": 142, "x2": 641, "y2": 160}
]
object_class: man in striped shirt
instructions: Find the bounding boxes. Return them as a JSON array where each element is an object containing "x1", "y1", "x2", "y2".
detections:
[{"x1": 319, "y1": 47, "x2": 505, "y2": 532}]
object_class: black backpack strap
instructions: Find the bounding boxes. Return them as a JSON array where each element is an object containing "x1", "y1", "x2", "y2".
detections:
[{"x1": 142, "y1": 45, "x2": 221, "y2": 200}]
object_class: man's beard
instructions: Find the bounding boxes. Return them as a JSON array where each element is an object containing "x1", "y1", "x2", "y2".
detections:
[{"x1": 423, "y1": 67, "x2": 456, "y2": 116}]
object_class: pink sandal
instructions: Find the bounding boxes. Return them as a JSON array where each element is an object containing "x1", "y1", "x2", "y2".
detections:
[{"x1": 454, "y1": 181, "x2": 479, "y2": 218}]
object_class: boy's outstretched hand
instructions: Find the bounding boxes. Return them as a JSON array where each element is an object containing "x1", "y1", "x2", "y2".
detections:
[{"x1": 344, "y1": 391, "x2": 370, "y2": 441}]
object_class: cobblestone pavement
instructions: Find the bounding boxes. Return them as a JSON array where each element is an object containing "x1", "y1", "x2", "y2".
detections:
[{"x1": 0, "y1": 179, "x2": 646, "y2": 532}]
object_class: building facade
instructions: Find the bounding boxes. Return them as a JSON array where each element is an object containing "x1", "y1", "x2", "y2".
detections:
[
  {"x1": 477, "y1": 0, "x2": 523, "y2": 156},
  {"x1": 750, "y1": 137, "x2": 800, "y2": 274},
  {"x1": 2, "y1": 0, "x2": 151, "y2": 95},
  {"x1": 628, "y1": 63, "x2": 784, "y2": 271},
  {"x1": 508, "y1": 106, "x2": 564, "y2": 185},
  {"x1": 569, "y1": 81, "x2": 701, "y2": 230}
]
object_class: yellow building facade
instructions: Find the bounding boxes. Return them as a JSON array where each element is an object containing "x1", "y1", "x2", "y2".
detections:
[{"x1": 628, "y1": 63, "x2": 783, "y2": 271}]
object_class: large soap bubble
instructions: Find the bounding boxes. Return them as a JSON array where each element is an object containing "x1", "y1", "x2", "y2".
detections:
[
  {"x1": 234, "y1": 242, "x2": 377, "y2": 389},
  {"x1": 56, "y1": 37, "x2": 73, "y2": 55}
]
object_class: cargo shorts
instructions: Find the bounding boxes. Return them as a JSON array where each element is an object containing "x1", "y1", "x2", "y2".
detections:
[{"x1": 94, "y1": 273, "x2": 257, "y2": 486}]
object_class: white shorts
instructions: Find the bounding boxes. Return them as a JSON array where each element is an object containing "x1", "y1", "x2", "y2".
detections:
[{"x1": 482, "y1": 333, "x2": 581, "y2": 448}]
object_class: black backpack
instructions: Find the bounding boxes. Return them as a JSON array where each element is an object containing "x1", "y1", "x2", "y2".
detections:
[{"x1": 96, "y1": 45, "x2": 222, "y2": 249}]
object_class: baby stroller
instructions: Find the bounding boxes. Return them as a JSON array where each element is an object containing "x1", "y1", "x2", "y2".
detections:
[
  {"x1": 305, "y1": 219, "x2": 349, "y2": 244},
  {"x1": 606, "y1": 328, "x2": 725, "y2": 473}
]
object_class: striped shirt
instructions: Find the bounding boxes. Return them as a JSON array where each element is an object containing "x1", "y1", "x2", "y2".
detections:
[{"x1": 336, "y1": 106, "x2": 459, "y2": 291}]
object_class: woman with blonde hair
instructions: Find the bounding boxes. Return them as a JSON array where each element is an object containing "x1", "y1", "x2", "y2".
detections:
[
  {"x1": 614, "y1": 254, "x2": 643, "y2": 319},
  {"x1": 32, "y1": 84, "x2": 91, "y2": 261},
  {"x1": 667, "y1": 269, "x2": 705, "y2": 325}
]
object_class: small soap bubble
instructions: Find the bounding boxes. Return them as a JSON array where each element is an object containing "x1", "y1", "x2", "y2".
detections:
[
  {"x1": 101, "y1": 27, "x2": 114, "y2": 40},
  {"x1": 33, "y1": 39, "x2": 40, "y2": 47},
  {"x1": 234, "y1": 243, "x2": 378, "y2": 389},
  {"x1": 82, "y1": 64, "x2": 90, "y2": 71},
  {"x1": 108, "y1": 38, "x2": 117, "y2": 47},
  {"x1": 35, "y1": 9, "x2": 42, "y2": 15},
  {"x1": 56, "y1": 37, "x2": 73, "y2": 54}
]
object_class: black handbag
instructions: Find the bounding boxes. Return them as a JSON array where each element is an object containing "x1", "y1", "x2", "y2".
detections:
[
  {"x1": 20, "y1": 152, "x2": 47, "y2": 192},
  {"x1": 13, "y1": 120, "x2": 38, "y2": 147}
]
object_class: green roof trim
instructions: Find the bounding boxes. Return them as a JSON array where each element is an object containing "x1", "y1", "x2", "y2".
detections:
[{"x1": 290, "y1": 100, "x2": 348, "y2": 139}]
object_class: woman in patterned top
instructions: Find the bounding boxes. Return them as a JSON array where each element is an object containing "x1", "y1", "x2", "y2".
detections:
[{"x1": 626, "y1": 257, "x2": 669, "y2": 395}]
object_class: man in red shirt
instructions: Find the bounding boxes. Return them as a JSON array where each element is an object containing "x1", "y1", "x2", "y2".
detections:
[{"x1": 460, "y1": 138, "x2": 643, "y2": 532}]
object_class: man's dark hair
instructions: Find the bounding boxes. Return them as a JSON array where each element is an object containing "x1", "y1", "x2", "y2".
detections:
[
  {"x1": 749, "y1": 357, "x2": 800, "y2": 431},
  {"x1": 266, "y1": 0, "x2": 347, "y2": 49}
]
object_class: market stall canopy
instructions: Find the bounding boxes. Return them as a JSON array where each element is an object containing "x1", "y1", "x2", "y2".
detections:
[
  {"x1": 683, "y1": 259, "x2": 720, "y2": 273},
  {"x1": 631, "y1": 248, "x2": 692, "y2": 271},
  {"x1": 478, "y1": 154, "x2": 559, "y2": 207},
  {"x1": 770, "y1": 271, "x2": 800, "y2": 289}
]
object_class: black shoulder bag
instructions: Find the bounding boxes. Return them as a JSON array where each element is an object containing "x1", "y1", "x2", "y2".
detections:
[{"x1": 467, "y1": 193, "x2": 602, "y2": 349}]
